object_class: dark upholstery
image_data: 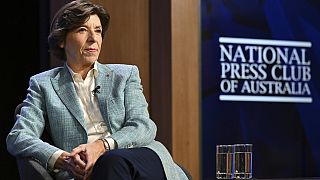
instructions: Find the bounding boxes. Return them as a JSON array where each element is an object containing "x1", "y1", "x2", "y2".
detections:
[
  {"x1": 16, "y1": 157, "x2": 53, "y2": 180},
  {"x1": 13, "y1": 103, "x2": 192, "y2": 179}
]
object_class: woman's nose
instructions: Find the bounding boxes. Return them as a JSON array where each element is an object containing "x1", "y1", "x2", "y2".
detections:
[{"x1": 88, "y1": 30, "x2": 98, "y2": 42}]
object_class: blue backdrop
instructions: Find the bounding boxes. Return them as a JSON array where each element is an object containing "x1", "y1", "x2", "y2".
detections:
[{"x1": 201, "y1": 0, "x2": 320, "y2": 179}]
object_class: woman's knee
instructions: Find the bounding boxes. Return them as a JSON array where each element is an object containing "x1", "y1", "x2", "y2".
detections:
[
  {"x1": 96, "y1": 150, "x2": 130, "y2": 168},
  {"x1": 91, "y1": 150, "x2": 133, "y2": 179}
]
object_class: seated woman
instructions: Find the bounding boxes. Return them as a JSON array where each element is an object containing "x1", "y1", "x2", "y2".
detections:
[{"x1": 6, "y1": 0, "x2": 188, "y2": 179}]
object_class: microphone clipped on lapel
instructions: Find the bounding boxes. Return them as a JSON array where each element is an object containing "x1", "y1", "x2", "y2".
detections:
[{"x1": 92, "y1": 85, "x2": 101, "y2": 96}]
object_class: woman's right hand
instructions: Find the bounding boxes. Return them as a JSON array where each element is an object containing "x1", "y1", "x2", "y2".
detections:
[
  {"x1": 55, "y1": 151, "x2": 86, "y2": 179},
  {"x1": 54, "y1": 151, "x2": 71, "y2": 170}
]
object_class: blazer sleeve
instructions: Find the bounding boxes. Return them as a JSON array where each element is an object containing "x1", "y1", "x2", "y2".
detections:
[{"x1": 6, "y1": 76, "x2": 60, "y2": 169}]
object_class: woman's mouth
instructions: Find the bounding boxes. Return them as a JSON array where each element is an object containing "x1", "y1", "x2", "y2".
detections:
[{"x1": 85, "y1": 48, "x2": 98, "y2": 52}]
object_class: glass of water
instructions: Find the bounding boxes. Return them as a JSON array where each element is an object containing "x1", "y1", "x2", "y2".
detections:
[
  {"x1": 216, "y1": 145, "x2": 234, "y2": 179},
  {"x1": 233, "y1": 144, "x2": 253, "y2": 179}
]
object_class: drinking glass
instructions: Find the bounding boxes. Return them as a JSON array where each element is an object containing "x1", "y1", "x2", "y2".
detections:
[
  {"x1": 216, "y1": 145, "x2": 234, "y2": 179},
  {"x1": 233, "y1": 144, "x2": 252, "y2": 179}
]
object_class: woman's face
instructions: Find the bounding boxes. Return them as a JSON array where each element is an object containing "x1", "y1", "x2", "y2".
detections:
[{"x1": 62, "y1": 14, "x2": 103, "y2": 68}]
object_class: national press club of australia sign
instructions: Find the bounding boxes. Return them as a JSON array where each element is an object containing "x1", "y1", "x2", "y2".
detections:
[{"x1": 218, "y1": 37, "x2": 312, "y2": 103}]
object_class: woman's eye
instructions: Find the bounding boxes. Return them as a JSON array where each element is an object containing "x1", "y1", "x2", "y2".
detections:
[
  {"x1": 78, "y1": 28, "x2": 87, "y2": 32},
  {"x1": 95, "y1": 29, "x2": 102, "y2": 34}
]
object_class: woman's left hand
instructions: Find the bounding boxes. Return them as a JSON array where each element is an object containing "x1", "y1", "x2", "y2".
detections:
[{"x1": 68, "y1": 140, "x2": 106, "y2": 179}]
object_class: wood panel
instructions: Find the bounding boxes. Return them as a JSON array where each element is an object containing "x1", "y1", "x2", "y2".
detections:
[
  {"x1": 172, "y1": 0, "x2": 201, "y2": 179},
  {"x1": 92, "y1": 0, "x2": 150, "y2": 102}
]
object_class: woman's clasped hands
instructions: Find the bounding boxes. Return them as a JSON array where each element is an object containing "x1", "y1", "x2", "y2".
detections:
[{"x1": 59, "y1": 140, "x2": 106, "y2": 180}]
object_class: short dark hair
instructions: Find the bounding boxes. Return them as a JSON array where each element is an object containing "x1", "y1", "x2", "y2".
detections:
[{"x1": 48, "y1": 0, "x2": 110, "y2": 61}]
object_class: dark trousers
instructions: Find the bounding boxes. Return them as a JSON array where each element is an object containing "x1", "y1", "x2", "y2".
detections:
[{"x1": 91, "y1": 147, "x2": 166, "y2": 180}]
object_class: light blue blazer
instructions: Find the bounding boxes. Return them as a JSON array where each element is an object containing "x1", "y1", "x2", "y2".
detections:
[{"x1": 7, "y1": 62, "x2": 188, "y2": 179}]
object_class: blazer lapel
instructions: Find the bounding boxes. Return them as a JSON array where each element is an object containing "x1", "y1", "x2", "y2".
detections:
[
  {"x1": 95, "y1": 62, "x2": 113, "y2": 132},
  {"x1": 51, "y1": 65, "x2": 86, "y2": 129}
]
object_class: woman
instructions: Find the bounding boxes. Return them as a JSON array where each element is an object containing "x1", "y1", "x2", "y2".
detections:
[{"x1": 6, "y1": 0, "x2": 188, "y2": 179}]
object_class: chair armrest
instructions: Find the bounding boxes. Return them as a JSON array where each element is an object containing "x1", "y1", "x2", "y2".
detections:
[
  {"x1": 177, "y1": 163, "x2": 192, "y2": 180},
  {"x1": 16, "y1": 157, "x2": 54, "y2": 180}
]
